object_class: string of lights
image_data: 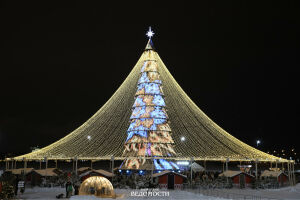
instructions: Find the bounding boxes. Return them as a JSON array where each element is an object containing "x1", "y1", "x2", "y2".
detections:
[{"x1": 11, "y1": 36, "x2": 287, "y2": 163}]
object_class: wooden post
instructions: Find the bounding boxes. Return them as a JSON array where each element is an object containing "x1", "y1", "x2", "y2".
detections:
[
  {"x1": 226, "y1": 158, "x2": 229, "y2": 184},
  {"x1": 290, "y1": 162, "x2": 292, "y2": 186},
  {"x1": 287, "y1": 162, "x2": 291, "y2": 186},
  {"x1": 289, "y1": 161, "x2": 293, "y2": 186},
  {"x1": 190, "y1": 157, "x2": 194, "y2": 185},
  {"x1": 255, "y1": 159, "x2": 258, "y2": 180},
  {"x1": 292, "y1": 162, "x2": 296, "y2": 186},
  {"x1": 286, "y1": 162, "x2": 289, "y2": 184},
  {"x1": 222, "y1": 162, "x2": 225, "y2": 172},
  {"x1": 275, "y1": 160, "x2": 278, "y2": 169},
  {"x1": 290, "y1": 162, "x2": 293, "y2": 186},
  {"x1": 75, "y1": 157, "x2": 78, "y2": 175},
  {"x1": 289, "y1": 162, "x2": 292, "y2": 186},
  {"x1": 23, "y1": 158, "x2": 27, "y2": 181},
  {"x1": 270, "y1": 162, "x2": 272, "y2": 169},
  {"x1": 90, "y1": 160, "x2": 93, "y2": 169},
  {"x1": 288, "y1": 161, "x2": 293, "y2": 186},
  {"x1": 5, "y1": 159, "x2": 8, "y2": 170},
  {"x1": 111, "y1": 156, "x2": 114, "y2": 185},
  {"x1": 40, "y1": 160, "x2": 42, "y2": 169},
  {"x1": 111, "y1": 156, "x2": 114, "y2": 174},
  {"x1": 45, "y1": 157, "x2": 48, "y2": 169},
  {"x1": 72, "y1": 159, "x2": 75, "y2": 172},
  {"x1": 226, "y1": 158, "x2": 229, "y2": 171},
  {"x1": 14, "y1": 160, "x2": 17, "y2": 169},
  {"x1": 24, "y1": 158, "x2": 27, "y2": 169}
]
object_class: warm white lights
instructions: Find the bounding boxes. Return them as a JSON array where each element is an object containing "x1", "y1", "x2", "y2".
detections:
[{"x1": 11, "y1": 32, "x2": 286, "y2": 164}]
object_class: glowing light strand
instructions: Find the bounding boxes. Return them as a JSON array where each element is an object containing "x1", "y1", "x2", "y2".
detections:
[{"x1": 12, "y1": 39, "x2": 285, "y2": 163}]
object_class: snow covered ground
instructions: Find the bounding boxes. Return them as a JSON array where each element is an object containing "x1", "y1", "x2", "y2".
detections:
[
  {"x1": 16, "y1": 187, "x2": 65, "y2": 200},
  {"x1": 16, "y1": 187, "x2": 227, "y2": 200},
  {"x1": 15, "y1": 184, "x2": 300, "y2": 199},
  {"x1": 209, "y1": 184, "x2": 300, "y2": 200},
  {"x1": 70, "y1": 189, "x2": 227, "y2": 200}
]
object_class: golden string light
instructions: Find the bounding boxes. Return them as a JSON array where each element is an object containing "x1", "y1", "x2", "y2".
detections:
[{"x1": 11, "y1": 40, "x2": 287, "y2": 163}]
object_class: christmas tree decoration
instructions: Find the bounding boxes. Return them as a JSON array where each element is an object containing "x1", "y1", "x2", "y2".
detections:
[
  {"x1": 121, "y1": 43, "x2": 178, "y2": 169},
  {"x1": 11, "y1": 27, "x2": 285, "y2": 164}
]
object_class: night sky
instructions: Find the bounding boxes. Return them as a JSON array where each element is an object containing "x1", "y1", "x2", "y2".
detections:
[{"x1": 1, "y1": 1, "x2": 299, "y2": 159}]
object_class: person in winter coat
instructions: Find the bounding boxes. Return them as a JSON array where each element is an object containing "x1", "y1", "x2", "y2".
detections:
[
  {"x1": 73, "y1": 182, "x2": 79, "y2": 195},
  {"x1": 65, "y1": 181, "x2": 72, "y2": 198},
  {"x1": 14, "y1": 177, "x2": 19, "y2": 196}
]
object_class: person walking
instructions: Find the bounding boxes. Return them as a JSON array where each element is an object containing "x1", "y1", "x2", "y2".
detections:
[
  {"x1": 65, "y1": 180, "x2": 72, "y2": 198},
  {"x1": 14, "y1": 177, "x2": 19, "y2": 196},
  {"x1": 73, "y1": 182, "x2": 79, "y2": 195}
]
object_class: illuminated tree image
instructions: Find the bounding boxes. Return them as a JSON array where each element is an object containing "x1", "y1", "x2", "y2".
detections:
[{"x1": 121, "y1": 37, "x2": 179, "y2": 170}]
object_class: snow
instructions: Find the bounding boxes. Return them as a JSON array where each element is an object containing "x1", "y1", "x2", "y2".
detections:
[
  {"x1": 16, "y1": 187, "x2": 227, "y2": 200},
  {"x1": 70, "y1": 189, "x2": 226, "y2": 200},
  {"x1": 15, "y1": 184, "x2": 300, "y2": 200},
  {"x1": 215, "y1": 184, "x2": 300, "y2": 200},
  {"x1": 194, "y1": 184, "x2": 300, "y2": 200},
  {"x1": 16, "y1": 186, "x2": 65, "y2": 200}
]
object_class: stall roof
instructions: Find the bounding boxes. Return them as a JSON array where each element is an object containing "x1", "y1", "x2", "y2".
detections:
[
  {"x1": 191, "y1": 162, "x2": 205, "y2": 172},
  {"x1": 6, "y1": 168, "x2": 34, "y2": 175},
  {"x1": 79, "y1": 169, "x2": 115, "y2": 178},
  {"x1": 34, "y1": 168, "x2": 60, "y2": 177},
  {"x1": 219, "y1": 170, "x2": 254, "y2": 178},
  {"x1": 261, "y1": 170, "x2": 287, "y2": 178},
  {"x1": 77, "y1": 167, "x2": 91, "y2": 172},
  {"x1": 93, "y1": 169, "x2": 115, "y2": 177},
  {"x1": 152, "y1": 170, "x2": 187, "y2": 178}
]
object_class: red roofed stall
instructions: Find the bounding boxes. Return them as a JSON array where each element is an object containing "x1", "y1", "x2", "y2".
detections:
[
  {"x1": 152, "y1": 170, "x2": 187, "y2": 189},
  {"x1": 219, "y1": 170, "x2": 255, "y2": 188}
]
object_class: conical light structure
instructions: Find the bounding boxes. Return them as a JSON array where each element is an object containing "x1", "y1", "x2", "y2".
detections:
[{"x1": 13, "y1": 33, "x2": 284, "y2": 164}]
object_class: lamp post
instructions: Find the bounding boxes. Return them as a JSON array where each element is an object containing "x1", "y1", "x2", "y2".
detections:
[{"x1": 256, "y1": 140, "x2": 261, "y2": 147}]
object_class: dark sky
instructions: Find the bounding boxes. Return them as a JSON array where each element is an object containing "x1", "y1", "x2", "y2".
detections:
[{"x1": 0, "y1": 1, "x2": 299, "y2": 158}]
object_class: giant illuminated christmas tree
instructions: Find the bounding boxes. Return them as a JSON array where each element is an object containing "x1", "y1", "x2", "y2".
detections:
[
  {"x1": 121, "y1": 28, "x2": 179, "y2": 170},
  {"x1": 13, "y1": 27, "x2": 282, "y2": 169}
]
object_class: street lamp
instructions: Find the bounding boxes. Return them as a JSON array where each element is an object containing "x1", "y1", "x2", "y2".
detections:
[{"x1": 256, "y1": 140, "x2": 261, "y2": 147}]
